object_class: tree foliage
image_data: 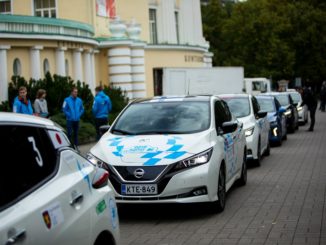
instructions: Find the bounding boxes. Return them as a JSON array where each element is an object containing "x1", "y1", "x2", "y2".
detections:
[{"x1": 202, "y1": 0, "x2": 326, "y2": 87}]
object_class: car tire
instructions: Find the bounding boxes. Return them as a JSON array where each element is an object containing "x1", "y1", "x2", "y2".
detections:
[
  {"x1": 255, "y1": 139, "x2": 261, "y2": 166},
  {"x1": 209, "y1": 165, "x2": 226, "y2": 213},
  {"x1": 237, "y1": 150, "x2": 247, "y2": 186},
  {"x1": 283, "y1": 133, "x2": 287, "y2": 141}
]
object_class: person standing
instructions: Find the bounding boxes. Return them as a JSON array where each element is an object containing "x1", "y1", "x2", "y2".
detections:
[
  {"x1": 92, "y1": 86, "x2": 112, "y2": 140},
  {"x1": 34, "y1": 89, "x2": 49, "y2": 118},
  {"x1": 13, "y1": 86, "x2": 33, "y2": 115},
  {"x1": 303, "y1": 86, "x2": 318, "y2": 131},
  {"x1": 62, "y1": 87, "x2": 84, "y2": 146}
]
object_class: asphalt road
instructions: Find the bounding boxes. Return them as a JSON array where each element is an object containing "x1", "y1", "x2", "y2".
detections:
[{"x1": 80, "y1": 110, "x2": 326, "y2": 245}]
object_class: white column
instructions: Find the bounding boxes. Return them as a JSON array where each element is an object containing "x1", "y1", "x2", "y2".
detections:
[
  {"x1": 73, "y1": 48, "x2": 83, "y2": 82},
  {"x1": 56, "y1": 47, "x2": 66, "y2": 76},
  {"x1": 0, "y1": 45, "x2": 10, "y2": 102},
  {"x1": 30, "y1": 46, "x2": 43, "y2": 80},
  {"x1": 131, "y1": 44, "x2": 146, "y2": 99},
  {"x1": 108, "y1": 47, "x2": 133, "y2": 99},
  {"x1": 157, "y1": 0, "x2": 177, "y2": 44},
  {"x1": 90, "y1": 50, "x2": 99, "y2": 94},
  {"x1": 83, "y1": 49, "x2": 92, "y2": 88}
]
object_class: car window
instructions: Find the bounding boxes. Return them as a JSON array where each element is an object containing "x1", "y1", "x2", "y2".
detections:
[
  {"x1": 275, "y1": 94, "x2": 290, "y2": 106},
  {"x1": 252, "y1": 97, "x2": 260, "y2": 114},
  {"x1": 112, "y1": 101, "x2": 210, "y2": 134},
  {"x1": 0, "y1": 125, "x2": 57, "y2": 211},
  {"x1": 257, "y1": 98, "x2": 276, "y2": 112},
  {"x1": 214, "y1": 100, "x2": 230, "y2": 129},
  {"x1": 222, "y1": 97, "x2": 250, "y2": 118},
  {"x1": 290, "y1": 93, "x2": 301, "y2": 104}
]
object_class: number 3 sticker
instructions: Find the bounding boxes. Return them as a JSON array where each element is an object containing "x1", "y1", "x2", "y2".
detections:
[{"x1": 28, "y1": 136, "x2": 43, "y2": 167}]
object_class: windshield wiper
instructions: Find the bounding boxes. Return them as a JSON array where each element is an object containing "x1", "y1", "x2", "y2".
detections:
[{"x1": 111, "y1": 129, "x2": 134, "y2": 135}]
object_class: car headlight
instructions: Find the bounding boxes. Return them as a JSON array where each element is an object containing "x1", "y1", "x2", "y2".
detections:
[
  {"x1": 284, "y1": 110, "x2": 292, "y2": 117},
  {"x1": 272, "y1": 127, "x2": 278, "y2": 136},
  {"x1": 174, "y1": 148, "x2": 213, "y2": 171},
  {"x1": 297, "y1": 106, "x2": 303, "y2": 111},
  {"x1": 245, "y1": 127, "x2": 254, "y2": 137},
  {"x1": 86, "y1": 153, "x2": 109, "y2": 171}
]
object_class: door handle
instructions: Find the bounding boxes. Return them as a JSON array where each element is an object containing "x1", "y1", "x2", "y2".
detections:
[
  {"x1": 70, "y1": 192, "x2": 83, "y2": 206},
  {"x1": 6, "y1": 228, "x2": 26, "y2": 245}
]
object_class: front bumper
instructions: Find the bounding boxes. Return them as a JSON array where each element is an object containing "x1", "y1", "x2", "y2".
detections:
[{"x1": 106, "y1": 162, "x2": 218, "y2": 204}]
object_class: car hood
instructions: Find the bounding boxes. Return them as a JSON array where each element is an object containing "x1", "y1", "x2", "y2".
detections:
[
  {"x1": 90, "y1": 131, "x2": 213, "y2": 166},
  {"x1": 267, "y1": 112, "x2": 277, "y2": 122}
]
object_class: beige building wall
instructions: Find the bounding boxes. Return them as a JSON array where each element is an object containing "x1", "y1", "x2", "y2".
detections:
[
  {"x1": 40, "y1": 48, "x2": 56, "y2": 77},
  {"x1": 57, "y1": 0, "x2": 94, "y2": 25},
  {"x1": 145, "y1": 49, "x2": 205, "y2": 96},
  {"x1": 116, "y1": 0, "x2": 150, "y2": 42},
  {"x1": 97, "y1": 49, "x2": 109, "y2": 86},
  {"x1": 7, "y1": 48, "x2": 30, "y2": 79},
  {"x1": 12, "y1": 0, "x2": 32, "y2": 15},
  {"x1": 95, "y1": 17, "x2": 110, "y2": 37}
]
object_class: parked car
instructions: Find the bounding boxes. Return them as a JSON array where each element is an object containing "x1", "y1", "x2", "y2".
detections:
[
  {"x1": 287, "y1": 90, "x2": 308, "y2": 125},
  {"x1": 88, "y1": 96, "x2": 247, "y2": 213},
  {"x1": 256, "y1": 95, "x2": 287, "y2": 146},
  {"x1": 262, "y1": 92, "x2": 299, "y2": 133},
  {"x1": 219, "y1": 94, "x2": 270, "y2": 166},
  {"x1": 0, "y1": 112, "x2": 120, "y2": 245}
]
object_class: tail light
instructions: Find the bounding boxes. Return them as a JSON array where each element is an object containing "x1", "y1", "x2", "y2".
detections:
[{"x1": 92, "y1": 168, "x2": 109, "y2": 189}]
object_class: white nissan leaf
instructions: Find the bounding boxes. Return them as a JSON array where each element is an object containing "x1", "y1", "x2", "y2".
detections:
[
  {"x1": 0, "y1": 112, "x2": 120, "y2": 245},
  {"x1": 88, "y1": 96, "x2": 247, "y2": 213}
]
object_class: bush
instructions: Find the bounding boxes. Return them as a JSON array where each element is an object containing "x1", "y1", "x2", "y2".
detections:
[{"x1": 4, "y1": 74, "x2": 129, "y2": 144}]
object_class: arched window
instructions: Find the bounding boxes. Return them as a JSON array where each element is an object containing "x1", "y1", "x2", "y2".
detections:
[
  {"x1": 13, "y1": 58, "x2": 21, "y2": 76},
  {"x1": 43, "y1": 58, "x2": 50, "y2": 75},
  {"x1": 65, "y1": 59, "x2": 69, "y2": 76}
]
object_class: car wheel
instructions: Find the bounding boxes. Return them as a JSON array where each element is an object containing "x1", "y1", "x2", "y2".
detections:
[
  {"x1": 283, "y1": 133, "x2": 287, "y2": 141},
  {"x1": 255, "y1": 139, "x2": 261, "y2": 166},
  {"x1": 264, "y1": 141, "x2": 270, "y2": 156},
  {"x1": 209, "y1": 166, "x2": 226, "y2": 213},
  {"x1": 237, "y1": 150, "x2": 247, "y2": 186}
]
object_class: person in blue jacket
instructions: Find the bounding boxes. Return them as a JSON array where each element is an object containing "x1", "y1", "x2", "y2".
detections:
[
  {"x1": 13, "y1": 86, "x2": 33, "y2": 115},
  {"x1": 62, "y1": 87, "x2": 84, "y2": 146},
  {"x1": 92, "y1": 86, "x2": 112, "y2": 140}
]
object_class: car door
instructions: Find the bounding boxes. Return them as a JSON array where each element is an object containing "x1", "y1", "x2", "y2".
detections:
[
  {"x1": 214, "y1": 100, "x2": 240, "y2": 182},
  {"x1": 0, "y1": 125, "x2": 92, "y2": 245},
  {"x1": 252, "y1": 96, "x2": 268, "y2": 150}
]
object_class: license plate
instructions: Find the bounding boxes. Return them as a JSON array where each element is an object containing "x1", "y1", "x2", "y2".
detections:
[{"x1": 121, "y1": 184, "x2": 157, "y2": 195}]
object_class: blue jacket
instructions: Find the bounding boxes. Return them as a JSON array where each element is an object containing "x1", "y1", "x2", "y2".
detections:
[
  {"x1": 92, "y1": 91, "x2": 112, "y2": 119},
  {"x1": 13, "y1": 96, "x2": 33, "y2": 115},
  {"x1": 62, "y1": 96, "x2": 84, "y2": 121}
]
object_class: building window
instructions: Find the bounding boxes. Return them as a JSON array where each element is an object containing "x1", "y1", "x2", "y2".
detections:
[
  {"x1": 13, "y1": 58, "x2": 22, "y2": 76},
  {"x1": 0, "y1": 0, "x2": 11, "y2": 14},
  {"x1": 175, "y1": 11, "x2": 180, "y2": 44},
  {"x1": 43, "y1": 59, "x2": 50, "y2": 75},
  {"x1": 65, "y1": 59, "x2": 69, "y2": 76},
  {"x1": 153, "y1": 68, "x2": 163, "y2": 96},
  {"x1": 149, "y1": 8, "x2": 158, "y2": 44},
  {"x1": 34, "y1": 0, "x2": 56, "y2": 18}
]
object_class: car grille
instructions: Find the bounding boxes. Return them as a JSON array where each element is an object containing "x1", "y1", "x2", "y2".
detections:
[{"x1": 113, "y1": 165, "x2": 168, "y2": 181}]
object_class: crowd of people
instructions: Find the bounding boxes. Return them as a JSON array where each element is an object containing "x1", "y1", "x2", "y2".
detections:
[{"x1": 12, "y1": 85, "x2": 112, "y2": 146}]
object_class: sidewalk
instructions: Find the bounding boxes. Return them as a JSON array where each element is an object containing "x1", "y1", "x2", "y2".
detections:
[{"x1": 79, "y1": 141, "x2": 97, "y2": 156}]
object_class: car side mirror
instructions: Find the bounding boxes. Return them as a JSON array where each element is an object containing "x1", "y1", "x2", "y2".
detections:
[
  {"x1": 221, "y1": 121, "x2": 238, "y2": 134},
  {"x1": 257, "y1": 111, "x2": 267, "y2": 118},
  {"x1": 99, "y1": 125, "x2": 110, "y2": 136},
  {"x1": 278, "y1": 107, "x2": 286, "y2": 114}
]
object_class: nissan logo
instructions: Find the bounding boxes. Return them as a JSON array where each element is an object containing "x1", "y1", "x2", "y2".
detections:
[{"x1": 134, "y1": 168, "x2": 145, "y2": 179}]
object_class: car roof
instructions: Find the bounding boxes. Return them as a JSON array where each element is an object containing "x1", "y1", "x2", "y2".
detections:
[
  {"x1": 256, "y1": 95, "x2": 274, "y2": 100},
  {"x1": 218, "y1": 93, "x2": 250, "y2": 98},
  {"x1": 263, "y1": 92, "x2": 289, "y2": 96},
  {"x1": 0, "y1": 112, "x2": 59, "y2": 129},
  {"x1": 131, "y1": 95, "x2": 216, "y2": 104}
]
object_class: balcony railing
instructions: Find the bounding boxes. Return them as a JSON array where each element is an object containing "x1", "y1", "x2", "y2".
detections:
[{"x1": 0, "y1": 14, "x2": 94, "y2": 38}]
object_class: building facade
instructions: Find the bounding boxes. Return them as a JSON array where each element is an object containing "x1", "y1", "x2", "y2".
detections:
[{"x1": 0, "y1": 0, "x2": 212, "y2": 102}]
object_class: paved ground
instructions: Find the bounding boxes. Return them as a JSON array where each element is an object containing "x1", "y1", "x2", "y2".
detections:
[{"x1": 80, "y1": 110, "x2": 326, "y2": 245}]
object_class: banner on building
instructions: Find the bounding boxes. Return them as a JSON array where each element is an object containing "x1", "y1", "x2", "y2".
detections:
[{"x1": 96, "y1": 0, "x2": 116, "y2": 18}]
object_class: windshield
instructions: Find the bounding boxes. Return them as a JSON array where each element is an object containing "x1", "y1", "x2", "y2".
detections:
[
  {"x1": 289, "y1": 93, "x2": 301, "y2": 104},
  {"x1": 257, "y1": 98, "x2": 276, "y2": 113},
  {"x1": 275, "y1": 94, "x2": 289, "y2": 106},
  {"x1": 222, "y1": 97, "x2": 250, "y2": 118},
  {"x1": 112, "y1": 101, "x2": 210, "y2": 135}
]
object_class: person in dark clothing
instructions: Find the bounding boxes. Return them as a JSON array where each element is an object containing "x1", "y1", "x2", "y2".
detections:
[
  {"x1": 302, "y1": 87, "x2": 318, "y2": 131},
  {"x1": 92, "y1": 86, "x2": 112, "y2": 140},
  {"x1": 320, "y1": 81, "x2": 326, "y2": 112}
]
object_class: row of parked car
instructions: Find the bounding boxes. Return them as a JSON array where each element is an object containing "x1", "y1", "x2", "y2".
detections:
[{"x1": 0, "y1": 90, "x2": 306, "y2": 244}]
